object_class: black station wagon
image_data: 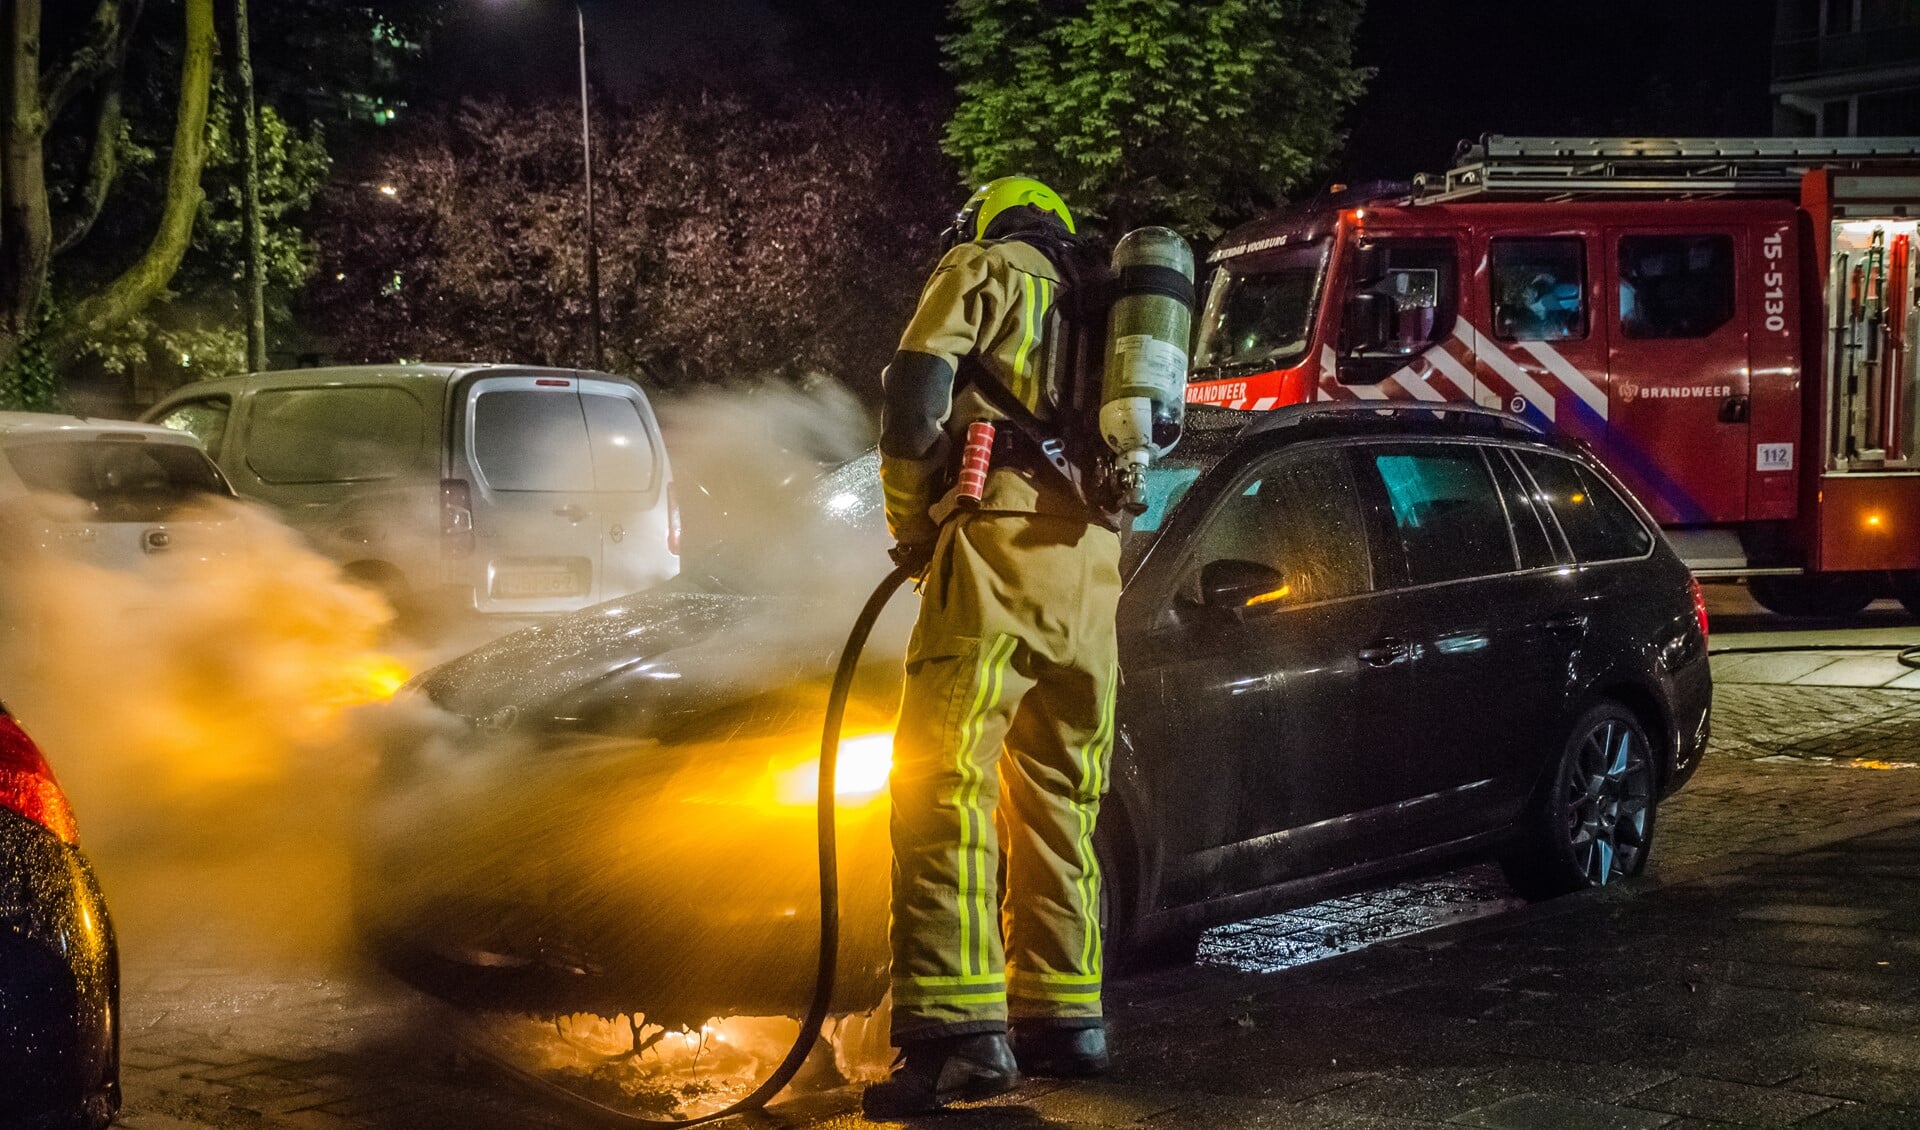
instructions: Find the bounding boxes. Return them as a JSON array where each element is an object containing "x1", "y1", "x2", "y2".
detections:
[{"x1": 357, "y1": 403, "x2": 1711, "y2": 1019}]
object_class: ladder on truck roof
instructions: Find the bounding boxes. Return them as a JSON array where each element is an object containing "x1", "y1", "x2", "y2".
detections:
[{"x1": 1416, "y1": 135, "x2": 1920, "y2": 203}]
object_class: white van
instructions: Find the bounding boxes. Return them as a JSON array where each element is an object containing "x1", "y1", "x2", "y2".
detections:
[
  {"x1": 0, "y1": 412, "x2": 238, "y2": 572},
  {"x1": 142, "y1": 364, "x2": 679, "y2": 618}
]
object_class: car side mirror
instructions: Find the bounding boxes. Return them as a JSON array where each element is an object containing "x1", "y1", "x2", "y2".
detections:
[
  {"x1": 1341, "y1": 291, "x2": 1392, "y2": 355},
  {"x1": 1199, "y1": 558, "x2": 1289, "y2": 609}
]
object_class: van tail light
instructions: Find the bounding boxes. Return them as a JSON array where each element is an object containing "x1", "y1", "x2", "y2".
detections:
[
  {"x1": 666, "y1": 481, "x2": 682, "y2": 557},
  {"x1": 0, "y1": 713, "x2": 79, "y2": 846},
  {"x1": 441, "y1": 478, "x2": 475, "y2": 559},
  {"x1": 1688, "y1": 576, "x2": 1710, "y2": 644}
]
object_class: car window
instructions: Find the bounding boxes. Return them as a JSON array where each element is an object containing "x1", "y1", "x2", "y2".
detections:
[
  {"x1": 1487, "y1": 447, "x2": 1561, "y2": 569},
  {"x1": 1491, "y1": 237, "x2": 1587, "y2": 342},
  {"x1": 154, "y1": 398, "x2": 231, "y2": 460},
  {"x1": 1134, "y1": 464, "x2": 1202, "y2": 535},
  {"x1": 472, "y1": 389, "x2": 595, "y2": 492},
  {"x1": 580, "y1": 392, "x2": 658, "y2": 492},
  {"x1": 7, "y1": 439, "x2": 229, "y2": 521},
  {"x1": 1515, "y1": 451, "x2": 1654, "y2": 562},
  {"x1": 1183, "y1": 449, "x2": 1372, "y2": 608},
  {"x1": 248, "y1": 387, "x2": 424, "y2": 484},
  {"x1": 1618, "y1": 234, "x2": 1735, "y2": 339},
  {"x1": 1355, "y1": 445, "x2": 1518, "y2": 586}
]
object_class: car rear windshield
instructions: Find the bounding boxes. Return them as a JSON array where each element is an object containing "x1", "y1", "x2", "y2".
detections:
[
  {"x1": 581, "y1": 393, "x2": 659, "y2": 492},
  {"x1": 247, "y1": 387, "x2": 425, "y2": 484},
  {"x1": 1193, "y1": 241, "x2": 1329, "y2": 373},
  {"x1": 473, "y1": 390, "x2": 597, "y2": 492},
  {"x1": 1515, "y1": 451, "x2": 1653, "y2": 562},
  {"x1": 7, "y1": 438, "x2": 228, "y2": 521}
]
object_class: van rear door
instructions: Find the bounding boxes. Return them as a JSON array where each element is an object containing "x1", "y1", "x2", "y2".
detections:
[
  {"x1": 577, "y1": 379, "x2": 676, "y2": 599},
  {"x1": 462, "y1": 375, "x2": 602, "y2": 612}
]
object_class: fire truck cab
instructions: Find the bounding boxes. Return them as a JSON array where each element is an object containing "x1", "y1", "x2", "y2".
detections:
[{"x1": 1189, "y1": 136, "x2": 1920, "y2": 617}]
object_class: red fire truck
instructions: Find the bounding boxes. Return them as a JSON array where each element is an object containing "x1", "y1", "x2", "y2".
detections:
[{"x1": 1188, "y1": 136, "x2": 1920, "y2": 617}]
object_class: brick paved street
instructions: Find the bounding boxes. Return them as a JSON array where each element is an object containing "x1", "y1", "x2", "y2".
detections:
[{"x1": 108, "y1": 659, "x2": 1920, "y2": 1129}]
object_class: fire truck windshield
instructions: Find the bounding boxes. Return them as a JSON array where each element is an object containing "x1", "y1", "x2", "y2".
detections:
[{"x1": 1193, "y1": 240, "x2": 1330, "y2": 374}]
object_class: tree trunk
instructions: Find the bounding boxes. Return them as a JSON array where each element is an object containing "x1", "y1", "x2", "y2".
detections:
[
  {"x1": 43, "y1": 0, "x2": 214, "y2": 370},
  {"x1": 2, "y1": 0, "x2": 53, "y2": 367},
  {"x1": 234, "y1": 0, "x2": 266, "y2": 371}
]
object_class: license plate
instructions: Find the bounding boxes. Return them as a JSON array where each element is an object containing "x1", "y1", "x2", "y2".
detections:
[{"x1": 492, "y1": 569, "x2": 585, "y2": 598}]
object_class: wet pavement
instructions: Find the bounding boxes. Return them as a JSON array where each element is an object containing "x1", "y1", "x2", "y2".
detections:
[{"x1": 109, "y1": 604, "x2": 1920, "y2": 1129}]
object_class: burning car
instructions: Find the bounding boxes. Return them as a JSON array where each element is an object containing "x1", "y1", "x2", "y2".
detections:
[{"x1": 356, "y1": 403, "x2": 1710, "y2": 1030}]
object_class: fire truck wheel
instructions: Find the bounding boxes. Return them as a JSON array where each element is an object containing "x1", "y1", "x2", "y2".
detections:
[
  {"x1": 1500, "y1": 702, "x2": 1658, "y2": 902},
  {"x1": 1747, "y1": 575, "x2": 1876, "y2": 619},
  {"x1": 1891, "y1": 572, "x2": 1920, "y2": 619}
]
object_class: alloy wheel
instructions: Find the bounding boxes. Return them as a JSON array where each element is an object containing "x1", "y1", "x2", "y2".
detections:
[{"x1": 1562, "y1": 718, "x2": 1653, "y2": 885}]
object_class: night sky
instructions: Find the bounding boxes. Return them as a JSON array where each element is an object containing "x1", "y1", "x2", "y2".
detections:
[{"x1": 423, "y1": 0, "x2": 1777, "y2": 185}]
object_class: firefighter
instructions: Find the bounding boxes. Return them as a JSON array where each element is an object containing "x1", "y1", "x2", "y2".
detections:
[{"x1": 863, "y1": 176, "x2": 1122, "y2": 1119}]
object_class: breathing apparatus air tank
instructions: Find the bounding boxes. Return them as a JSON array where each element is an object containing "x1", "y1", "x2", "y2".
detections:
[{"x1": 1100, "y1": 227, "x2": 1195, "y2": 513}]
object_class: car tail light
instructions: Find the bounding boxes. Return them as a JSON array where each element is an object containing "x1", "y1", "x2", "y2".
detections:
[
  {"x1": 1688, "y1": 576, "x2": 1710, "y2": 644},
  {"x1": 666, "y1": 481, "x2": 681, "y2": 557},
  {"x1": 441, "y1": 478, "x2": 475, "y2": 559},
  {"x1": 0, "y1": 713, "x2": 79, "y2": 845}
]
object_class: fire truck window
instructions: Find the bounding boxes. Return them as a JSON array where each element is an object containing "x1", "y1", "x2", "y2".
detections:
[
  {"x1": 1185, "y1": 451, "x2": 1372, "y2": 608},
  {"x1": 1355, "y1": 445, "x2": 1517, "y2": 587},
  {"x1": 1346, "y1": 238, "x2": 1458, "y2": 356},
  {"x1": 1515, "y1": 452, "x2": 1654, "y2": 563},
  {"x1": 1192, "y1": 241, "x2": 1330, "y2": 372},
  {"x1": 1491, "y1": 238, "x2": 1587, "y2": 342},
  {"x1": 1617, "y1": 234, "x2": 1736, "y2": 340}
]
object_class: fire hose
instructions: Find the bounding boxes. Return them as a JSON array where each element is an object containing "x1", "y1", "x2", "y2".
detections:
[{"x1": 454, "y1": 562, "x2": 917, "y2": 1125}]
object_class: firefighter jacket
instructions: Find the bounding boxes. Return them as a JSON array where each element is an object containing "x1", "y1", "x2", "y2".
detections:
[{"x1": 880, "y1": 238, "x2": 1092, "y2": 545}]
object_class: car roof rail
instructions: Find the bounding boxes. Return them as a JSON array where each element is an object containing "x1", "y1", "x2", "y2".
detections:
[{"x1": 1242, "y1": 400, "x2": 1547, "y2": 439}]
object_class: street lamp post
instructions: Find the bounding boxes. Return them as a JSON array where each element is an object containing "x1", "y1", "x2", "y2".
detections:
[
  {"x1": 480, "y1": 0, "x2": 603, "y2": 369},
  {"x1": 234, "y1": 0, "x2": 268, "y2": 371},
  {"x1": 575, "y1": 2, "x2": 603, "y2": 371}
]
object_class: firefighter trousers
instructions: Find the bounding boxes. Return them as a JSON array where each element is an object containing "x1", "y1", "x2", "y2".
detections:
[{"x1": 887, "y1": 511, "x2": 1122, "y2": 1043}]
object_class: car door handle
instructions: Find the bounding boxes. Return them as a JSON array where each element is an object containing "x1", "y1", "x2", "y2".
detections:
[
  {"x1": 1358, "y1": 637, "x2": 1414, "y2": 667},
  {"x1": 1543, "y1": 612, "x2": 1588, "y2": 636},
  {"x1": 554, "y1": 504, "x2": 590, "y2": 522}
]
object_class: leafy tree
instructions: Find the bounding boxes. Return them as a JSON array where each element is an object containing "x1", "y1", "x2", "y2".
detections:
[
  {"x1": 75, "y1": 83, "x2": 331, "y2": 393},
  {"x1": 2, "y1": 0, "x2": 215, "y2": 406},
  {"x1": 1, "y1": 0, "x2": 434, "y2": 411},
  {"x1": 307, "y1": 91, "x2": 952, "y2": 397},
  {"x1": 943, "y1": 0, "x2": 1370, "y2": 237}
]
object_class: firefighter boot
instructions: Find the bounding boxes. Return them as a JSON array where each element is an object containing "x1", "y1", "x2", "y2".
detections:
[
  {"x1": 1013, "y1": 1024, "x2": 1110, "y2": 1078},
  {"x1": 862, "y1": 1033, "x2": 1021, "y2": 1118}
]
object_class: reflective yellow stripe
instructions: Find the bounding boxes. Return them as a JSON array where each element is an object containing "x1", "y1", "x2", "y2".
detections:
[
  {"x1": 1010, "y1": 274, "x2": 1039, "y2": 407},
  {"x1": 1029, "y1": 276, "x2": 1052, "y2": 412},
  {"x1": 903, "y1": 973, "x2": 1005, "y2": 988},
  {"x1": 895, "y1": 972, "x2": 1007, "y2": 1008},
  {"x1": 1077, "y1": 665, "x2": 1117, "y2": 974},
  {"x1": 1010, "y1": 971, "x2": 1102, "y2": 986},
  {"x1": 954, "y1": 635, "x2": 1015, "y2": 977},
  {"x1": 894, "y1": 990, "x2": 1008, "y2": 1007},
  {"x1": 1007, "y1": 986, "x2": 1103, "y2": 1004}
]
